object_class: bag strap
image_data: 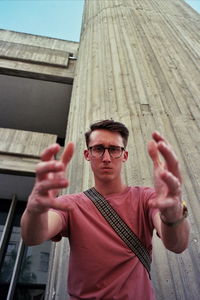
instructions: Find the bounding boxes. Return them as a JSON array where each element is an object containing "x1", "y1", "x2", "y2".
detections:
[{"x1": 84, "y1": 187, "x2": 151, "y2": 277}]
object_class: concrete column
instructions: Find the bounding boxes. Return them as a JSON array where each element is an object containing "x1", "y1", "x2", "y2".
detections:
[{"x1": 49, "y1": 1, "x2": 200, "y2": 299}]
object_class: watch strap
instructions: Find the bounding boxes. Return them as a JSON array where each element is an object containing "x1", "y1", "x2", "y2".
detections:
[{"x1": 160, "y1": 202, "x2": 188, "y2": 227}]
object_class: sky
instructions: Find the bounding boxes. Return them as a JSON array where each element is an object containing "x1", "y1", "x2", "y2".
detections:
[
  {"x1": 185, "y1": 0, "x2": 200, "y2": 13},
  {"x1": 0, "y1": 0, "x2": 199, "y2": 42},
  {"x1": 0, "y1": 0, "x2": 85, "y2": 42}
]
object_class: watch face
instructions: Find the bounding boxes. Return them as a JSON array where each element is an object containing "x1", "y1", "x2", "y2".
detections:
[{"x1": 182, "y1": 204, "x2": 188, "y2": 218}]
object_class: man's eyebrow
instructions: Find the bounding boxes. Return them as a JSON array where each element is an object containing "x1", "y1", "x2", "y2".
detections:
[
  {"x1": 91, "y1": 144, "x2": 122, "y2": 147},
  {"x1": 91, "y1": 144, "x2": 104, "y2": 147}
]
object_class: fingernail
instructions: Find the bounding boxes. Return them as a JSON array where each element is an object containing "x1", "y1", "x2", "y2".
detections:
[
  {"x1": 61, "y1": 179, "x2": 67, "y2": 185},
  {"x1": 55, "y1": 162, "x2": 63, "y2": 168}
]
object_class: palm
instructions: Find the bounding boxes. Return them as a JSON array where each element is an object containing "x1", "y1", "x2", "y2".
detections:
[
  {"x1": 29, "y1": 142, "x2": 74, "y2": 213},
  {"x1": 148, "y1": 132, "x2": 182, "y2": 210}
]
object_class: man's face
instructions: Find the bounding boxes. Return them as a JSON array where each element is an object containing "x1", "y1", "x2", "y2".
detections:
[{"x1": 84, "y1": 129, "x2": 128, "y2": 183}]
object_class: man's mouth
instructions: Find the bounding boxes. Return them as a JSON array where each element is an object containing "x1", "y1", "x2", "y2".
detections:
[{"x1": 102, "y1": 167, "x2": 112, "y2": 170}]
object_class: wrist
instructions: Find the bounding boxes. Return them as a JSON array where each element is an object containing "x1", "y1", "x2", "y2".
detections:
[
  {"x1": 160, "y1": 201, "x2": 188, "y2": 227},
  {"x1": 26, "y1": 193, "x2": 49, "y2": 215},
  {"x1": 25, "y1": 205, "x2": 49, "y2": 216}
]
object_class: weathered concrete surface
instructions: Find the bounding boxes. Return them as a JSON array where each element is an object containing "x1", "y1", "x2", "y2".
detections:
[
  {"x1": 55, "y1": 1, "x2": 200, "y2": 299},
  {"x1": 0, "y1": 29, "x2": 79, "y2": 82},
  {"x1": 0, "y1": 128, "x2": 57, "y2": 174}
]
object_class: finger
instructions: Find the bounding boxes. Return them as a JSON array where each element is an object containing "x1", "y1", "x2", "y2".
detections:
[
  {"x1": 160, "y1": 171, "x2": 181, "y2": 196},
  {"x1": 152, "y1": 131, "x2": 166, "y2": 144},
  {"x1": 147, "y1": 140, "x2": 162, "y2": 168},
  {"x1": 36, "y1": 161, "x2": 65, "y2": 181},
  {"x1": 31, "y1": 195, "x2": 73, "y2": 212},
  {"x1": 41, "y1": 143, "x2": 61, "y2": 162},
  {"x1": 157, "y1": 142, "x2": 182, "y2": 183},
  {"x1": 61, "y1": 142, "x2": 74, "y2": 168},
  {"x1": 149, "y1": 196, "x2": 177, "y2": 209},
  {"x1": 36, "y1": 178, "x2": 68, "y2": 196}
]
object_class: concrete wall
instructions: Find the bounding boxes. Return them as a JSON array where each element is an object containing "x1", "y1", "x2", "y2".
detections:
[{"x1": 61, "y1": 0, "x2": 200, "y2": 299}]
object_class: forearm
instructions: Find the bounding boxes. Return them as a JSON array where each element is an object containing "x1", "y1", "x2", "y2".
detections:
[
  {"x1": 160, "y1": 218, "x2": 190, "y2": 253},
  {"x1": 21, "y1": 209, "x2": 50, "y2": 246},
  {"x1": 160, "y1": 202, "x2": 190, "y2": 252},
  {"x1": 20, "y1": 143, "x2": 73, "y2": 246}
]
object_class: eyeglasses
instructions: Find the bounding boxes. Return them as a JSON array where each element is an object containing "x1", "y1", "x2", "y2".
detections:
[{"x1": 88, "y1": 145, "x2": 125, "y2": 159}]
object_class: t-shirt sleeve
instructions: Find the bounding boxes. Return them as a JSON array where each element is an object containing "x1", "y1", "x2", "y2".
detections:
[
  {"x1": 142, "y1": 187, "x2": 159, "y2": 229},
  {"x1": 142, "y1": 187, "x2": 161, "y2": 240},
  {"x1": 49, "y1": 194, "x2": 72, "y2": 242},
  {"x1": 50, "y1": 209, "x2": 69, "y2": 242}
]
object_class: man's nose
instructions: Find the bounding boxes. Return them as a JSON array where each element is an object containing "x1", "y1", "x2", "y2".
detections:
[{"x1": 102, "y1": 149, "x2": 111, "y2": 161}]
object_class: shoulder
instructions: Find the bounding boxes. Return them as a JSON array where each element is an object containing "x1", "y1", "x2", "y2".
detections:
[
  {"x1": 54, "y1": 191, "x2": 94, "y2": 215},
  {"x1": 50, "y1": 192, "x2": 89, "y2": 240},
  {"x1": 57, "y1": 191, "x2": 87, "y2": 205},
  {"x1": 129, "y1": 186, "x2": 157, "y2": 218},
  {"x1": 129, "y1": 186, "x2": 156, "y2": 200}
]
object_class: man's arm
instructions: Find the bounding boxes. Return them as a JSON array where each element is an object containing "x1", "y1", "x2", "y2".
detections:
[
  {"x1": 21, "y1": 210, "x2": 63, "y2": 246},
  {"x1": 153, "y1": 211, "x2": 189, "y2": 253},
  {"x1": 20, "y1": 142, "x2": 74, "y2": 246},
  {"x1": 148, "y1": 132, "x2": 190, "y2": 253}
]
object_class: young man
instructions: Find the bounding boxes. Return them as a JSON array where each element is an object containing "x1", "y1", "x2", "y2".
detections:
[{"x1": 21, "y1": 119, "x2": 190, "y2": 300}]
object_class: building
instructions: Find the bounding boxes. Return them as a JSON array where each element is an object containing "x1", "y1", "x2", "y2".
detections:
[
  {"x1": 0, "y1": 28, "x2": 78, "y2": 299},
  {"x1": 0, "y1": 0, "x2": 200, "y2": 299}
]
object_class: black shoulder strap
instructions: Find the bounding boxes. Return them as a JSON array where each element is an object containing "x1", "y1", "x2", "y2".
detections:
[{"x1": 84, "y1": 187, "x2": 151, "y2": 277}]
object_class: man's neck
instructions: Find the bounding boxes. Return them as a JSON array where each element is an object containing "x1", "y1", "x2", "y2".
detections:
[{"x1": 94, "y1": 180, "x2": 127, "y2": 197}]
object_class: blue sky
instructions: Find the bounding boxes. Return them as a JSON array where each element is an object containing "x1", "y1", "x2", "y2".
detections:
[
  {"x1": 0, "y1": 0, "x2": 199, "y2": 42},
  {"x1": 0, "y1": 0, "x2": 84, "y2": 41},
  {"x1": 185, "y1": 0, "x2": 200, "y2": 13}
]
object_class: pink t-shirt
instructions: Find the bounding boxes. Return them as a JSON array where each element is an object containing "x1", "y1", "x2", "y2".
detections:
[{"x1": 53, "y1": 186, "x2": 158, "y2": 300}]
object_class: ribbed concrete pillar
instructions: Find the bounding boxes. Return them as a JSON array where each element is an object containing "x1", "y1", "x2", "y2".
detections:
[{"x1": 48, "y1": 1, "x2": 200, "y2": 299}]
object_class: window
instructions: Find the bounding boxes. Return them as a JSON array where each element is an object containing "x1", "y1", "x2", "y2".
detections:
[
  {"x1": 7, "y1": 243, "x2": 17, "y2": 256},
  {"x1": 0, "y1": 190, "x2": 52, "y2": 300},
  {"x1": 39, "y1": 252, "x2": 50, "y2": 273}
]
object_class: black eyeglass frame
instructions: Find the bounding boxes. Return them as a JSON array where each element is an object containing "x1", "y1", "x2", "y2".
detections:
[{"x1": 88, "y1": 145, "x2": 125, "y2": 159}]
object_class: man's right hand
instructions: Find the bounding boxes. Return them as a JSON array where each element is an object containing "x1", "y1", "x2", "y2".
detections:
[{"x1": 26, "y1": 142, "x2": 74, "y2": 214}]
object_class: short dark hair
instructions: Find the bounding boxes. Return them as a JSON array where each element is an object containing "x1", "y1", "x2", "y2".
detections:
[{"x1": 85, "y1": 119, "x2": 129, "y2": 148}]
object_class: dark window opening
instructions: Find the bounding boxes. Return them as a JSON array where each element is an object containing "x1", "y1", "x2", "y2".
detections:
[
  {"x1": 0, "y1": 74, "x2": 72, "y2": 142},
  {"x1": 0, "y1": 194, "x2": 52, "y2": 300},
  {"x1": 56, "y1": 136, "x2": 65, "y2": 146}
]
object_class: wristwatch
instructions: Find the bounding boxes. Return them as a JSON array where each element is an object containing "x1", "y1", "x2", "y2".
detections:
[{"x1": 160, "y1": 202, "x2": 188, "y2": 227}]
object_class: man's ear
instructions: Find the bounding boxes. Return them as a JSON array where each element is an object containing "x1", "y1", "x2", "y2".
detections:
[
  {"x1": 84, "y1": 149, "x2": 90, "y2": 161},
  {"x1": 123, "y1": 150, "x2": 128, "y2": 162}
]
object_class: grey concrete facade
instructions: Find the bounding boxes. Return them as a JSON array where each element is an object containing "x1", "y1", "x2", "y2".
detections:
[{"x1": 0, "y1": 28, "x2": 78, "y2": 299}]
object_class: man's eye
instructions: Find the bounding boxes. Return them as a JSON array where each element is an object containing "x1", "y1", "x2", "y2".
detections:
[
  {"x1": 110, "y1": 147, "x2": 120, "y2": 153},
  {"x1": 94, "y1": 146, "x2": 104, "y2": 152}
]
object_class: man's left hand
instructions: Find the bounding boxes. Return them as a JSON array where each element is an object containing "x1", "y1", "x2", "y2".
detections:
[{"x1": 148, "y1": 131, "x2": 183, "y2": 221}]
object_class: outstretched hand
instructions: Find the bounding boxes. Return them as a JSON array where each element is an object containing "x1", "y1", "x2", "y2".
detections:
[
  {"x1": 148, "y1": 132, "x2": 183, "y2": 217},
  {"x1": 27, "y1": 142, "x2": 74, "y2": 214}
]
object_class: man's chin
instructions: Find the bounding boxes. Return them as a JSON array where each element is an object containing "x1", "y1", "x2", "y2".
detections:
[{"x1": 99, "y1": 173, "x2": 114, "y2": 182}]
